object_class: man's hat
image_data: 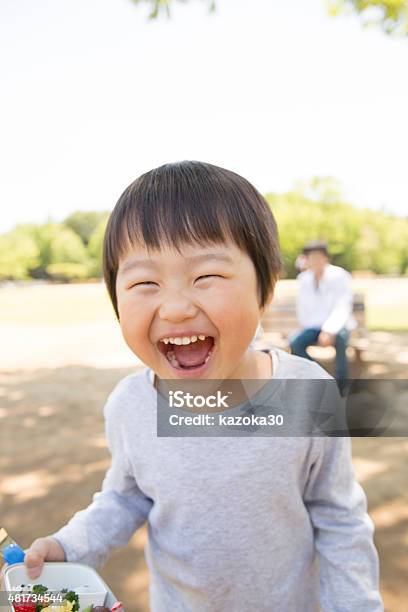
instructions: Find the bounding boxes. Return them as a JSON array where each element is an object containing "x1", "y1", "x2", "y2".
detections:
[{"x1": 302, "y1": 240, "x2": 329, "y2": 256}]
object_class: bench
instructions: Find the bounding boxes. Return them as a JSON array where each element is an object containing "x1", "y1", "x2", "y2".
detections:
[{"x1": 257, "y1": 293, "x2": 367, "y2": 365}]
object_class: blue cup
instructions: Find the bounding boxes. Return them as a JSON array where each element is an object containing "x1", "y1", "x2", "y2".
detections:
[{"x1": 2, "y1": 544, "x2": 25, "y2": 565}]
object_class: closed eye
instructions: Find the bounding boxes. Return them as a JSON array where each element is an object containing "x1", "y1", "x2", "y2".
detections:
[
  {"x1": 129, "y1": 281, "x2": 158, "y2": 288},
  {"x1": 129, "y1": 276, "x2": 224, "y2": 288},
  {"x1": 196, "y1": 275, "x2": 224, "y2": 281}
]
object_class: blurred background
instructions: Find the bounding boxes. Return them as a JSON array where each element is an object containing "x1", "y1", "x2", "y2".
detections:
[{"x1": 1, "y1": 0, "x2": 407, "y2": 610}]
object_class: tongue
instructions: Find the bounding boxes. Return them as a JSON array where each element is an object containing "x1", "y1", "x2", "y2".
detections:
[{"x1": 172, "y1": 337, "x2": 213, "y2": 367}]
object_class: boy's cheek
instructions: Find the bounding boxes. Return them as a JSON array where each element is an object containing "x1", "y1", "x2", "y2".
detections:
[
  {"x1": 213, "y1": 287, "x2": 259, "y2": 320},
  {"x1": 214, "y1": 308, "x2": 259, "y2": 351},
  {"x1": 117, "y1": 292, "x2": 150, "y2": 323},
  {"x1": 117, "y1": 303, "x2": 151, "y2": 347},
  {"x1": 120, "y1": 325, "x2": 155, "y2": 364},
  {"x1": 116, "y1": 292, "x2": 129, "y2": 322},
  {"x1": 207, "y1": 282, "x2": 257, "y2": 311}
]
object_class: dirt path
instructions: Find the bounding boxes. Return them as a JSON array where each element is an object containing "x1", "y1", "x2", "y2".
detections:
[{"x1": 0, "y1": 336, "x2": 407, "y2": 610}]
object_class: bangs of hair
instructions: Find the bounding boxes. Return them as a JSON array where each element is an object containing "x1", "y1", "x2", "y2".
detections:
[{"x1": 103, "y1": 161, "x2": 281, "y2": 319}]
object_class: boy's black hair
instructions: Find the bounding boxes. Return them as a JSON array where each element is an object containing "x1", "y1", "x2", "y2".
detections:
[{"x1": 103, "y1": 161, "x2": 282, "y2": 320}]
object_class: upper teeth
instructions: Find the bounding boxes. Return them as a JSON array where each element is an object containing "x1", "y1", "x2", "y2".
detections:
[{"x1": 161, "y1": 335, "x2": 207, "y2": 345}]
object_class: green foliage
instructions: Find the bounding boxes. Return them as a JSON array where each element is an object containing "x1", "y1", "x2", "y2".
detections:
[
  {"x1": 0, "y1": 222, "x2": 88, "y2": 279},
  {"x1": 128, "y1": 0, "x2": 408, "y2": 35},
  {"x1": 0, "y1": 225, "x2": 40, "y2": 279},
  {"x1": 266, "y1": 180, "x2": 408, "y2": 278},
  {"x1": 327, "y1": 0, "x2": 408, "y2": 35},
  {"x1": 87, "y1": 214, "x2": 110, "y2": 277},
  {"x1": 0, "y1": 217, "x2": 108, "y2": 281},
  {"x1": 49, "y1": 226, "x2": 89, "y2": 263},
  {"x1": 26, "y1": 223, "x2": 89, "y2": 279},
  {"x1": 45, "y1": 262, "x2": 90, "y2": 281},
  {"x1": 30, "y1": 223, "x2": 54, "y2": 274},
  {"x1": 63, "y1": 210, "x2": 110, "y2": 246},
  {"x1": 292, "y1": 176, "x2": 344, "y2": 204},
  {"x1": 129, "y1": 0, "x2": 216, "y2": 19},
  {"x1": 1, "y1": 191, "x2": 407, "y2": 282},
  {"x1": 356, "y1": 210, "x2": 408, "y2": 274}
]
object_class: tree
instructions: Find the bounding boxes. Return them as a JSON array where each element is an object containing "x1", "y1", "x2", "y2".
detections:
[
  {"x1": 267, "y1": 190, "x2": 363, "y2": 278},
  {"x1": 129, "y1": 0, "x2": 215, "y2": 19},
  {"x1": 356, "y1": 210, "x2": 408, "y2": 274},
  {"x1": 87, "y1": 214, "x2": 110, "y2": 277},
  {"x1": 63, "y1": 210, "x2": 110, "y2": 246},
  {"x1": 266, "y1": 183, "x2": 408, "y2": 278},
  {"x1": 49, "y1": 226, "x2": 89, "y2": 264},
  {"x1": 129, "y1": 0, "x2": 408, "y2": 35},
  {"x1": 0, "y1": 225, "x2": 40, "y2": 280},
  {"x1": 44, "y1": 226, "x2": 90, "y2": 280},
  {"x1": 292, "y1": 176, "x2": 344, "y2": 205},
  {"x1": 45, "y1": 262, "x2": 90, "y2": 281},
  {"x1": 28, "y1": 223, "x2": 89, "y2": 278},
  {"x1": 327, "y1": 0, "x2": 408, "y2": 35}
]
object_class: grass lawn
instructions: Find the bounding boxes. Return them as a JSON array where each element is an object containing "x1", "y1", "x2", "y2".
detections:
[
  {"x1": 0, "y1": 277, "x2": 407, "y2": 330},
  {"x1": 0, "y1": 282, "x2": 114, "y2": 325},
  {"x1": 366, "y1": 305, "x2": 408, "y2": 331},
  {"x1": 353, "y1": 278, "x2": 408, "y2": 331}
]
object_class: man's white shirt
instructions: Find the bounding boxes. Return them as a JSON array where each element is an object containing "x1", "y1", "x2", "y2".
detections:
[{"x1": 297, "y1": 264, "x2": 357, "y2": 335}]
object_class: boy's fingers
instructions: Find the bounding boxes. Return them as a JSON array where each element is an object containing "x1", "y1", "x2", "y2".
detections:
[
  {"x1": 25, "y1": 552, "x2": 44, "y2": 579},
  {"x1": 24, "y1": 540, "x2": 49, "y2": 578}
]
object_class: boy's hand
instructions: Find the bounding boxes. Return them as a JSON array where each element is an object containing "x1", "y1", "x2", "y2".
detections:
[{"x1": 24, "y1": 537, "x2": 66, "y2": 579}]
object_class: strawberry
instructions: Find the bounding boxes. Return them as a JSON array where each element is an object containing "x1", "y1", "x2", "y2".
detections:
[{"x1": 13, "y1": 602, "x2": 36, "y2": 612}]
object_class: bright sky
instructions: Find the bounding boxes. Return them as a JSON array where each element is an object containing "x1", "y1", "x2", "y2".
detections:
[{"x1": 1, "y1": 0, "x2": 407, "y2": 233}]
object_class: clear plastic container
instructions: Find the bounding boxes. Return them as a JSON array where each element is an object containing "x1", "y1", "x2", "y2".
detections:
[{"x1": 1, "y1": 562, "x2": 118, "y2": 611}]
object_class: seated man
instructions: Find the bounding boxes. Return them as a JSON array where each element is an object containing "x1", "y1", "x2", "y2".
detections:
[{"x1": 289, "y1": 240, "x2": 356, "y2": 394}]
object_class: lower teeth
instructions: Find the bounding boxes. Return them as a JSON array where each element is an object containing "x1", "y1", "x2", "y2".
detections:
[{"x1": 204, "y1": 350, "x2": 212, "y2": 364}]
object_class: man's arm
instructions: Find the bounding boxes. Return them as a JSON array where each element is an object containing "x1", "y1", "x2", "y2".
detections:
[
  {"x1": 321, "y1": 271, "x2": 353, "y2": 335},
  {"x1": 49, "y1": 388, "x2": 152, "y2": 568},
  {"x1": 304, "y1": 436, "x2": 383, "y2": 611}
]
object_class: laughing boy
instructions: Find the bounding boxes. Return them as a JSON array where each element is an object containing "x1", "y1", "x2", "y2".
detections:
[{"x1": 24, "y1": 161, "x2": 383, "y2": 611}]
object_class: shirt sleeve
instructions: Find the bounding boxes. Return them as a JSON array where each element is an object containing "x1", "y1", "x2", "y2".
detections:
[
  {"x1": 49, "y1": 387, "x2": 153, "y2": 568},
  {"x1": 303, "y1": 436, "x2": 383, "y2": 611},
  {"x1": 321, "y1": 271, "x2": 353, "y2": 335}
]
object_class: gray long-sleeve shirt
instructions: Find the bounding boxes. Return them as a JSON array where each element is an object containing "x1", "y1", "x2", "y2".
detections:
[{"x1": 51, "y1": 348, "x2": 383, "y2": 611}]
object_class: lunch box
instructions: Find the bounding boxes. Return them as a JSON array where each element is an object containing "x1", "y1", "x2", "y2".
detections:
[{"x1": 1, "y1": 562, "x2": 119, "y2": 611}]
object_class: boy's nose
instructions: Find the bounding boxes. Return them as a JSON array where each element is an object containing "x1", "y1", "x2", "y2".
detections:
[{"x1": 158, "y1": 293, "x2": 198, "y2": 322}]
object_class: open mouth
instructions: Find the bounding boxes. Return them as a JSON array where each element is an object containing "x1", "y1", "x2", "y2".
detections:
[{"x1": 158, "y1": 335, "x2": 215, "y2": 371}]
